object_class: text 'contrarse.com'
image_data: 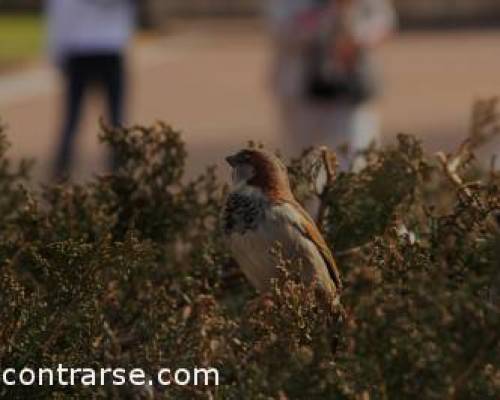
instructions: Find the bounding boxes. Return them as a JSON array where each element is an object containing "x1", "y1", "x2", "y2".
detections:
[{"x1": 0, "y1": 365, "x2": 219, "y2": 387}]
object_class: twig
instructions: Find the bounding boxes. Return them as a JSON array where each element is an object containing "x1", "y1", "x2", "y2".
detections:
[
  {"x1": 335, "y1": 242, "x2": 373, "y2": 257},
  {"x1": 321, "y1": 146, "x2": 338, "y2": 186},
  {"x1": 436, "y1": 141, "x2": 474, "y2": 201},
  {"x1": 316, "y1": 147, "x2": 338, "y2": 229}
]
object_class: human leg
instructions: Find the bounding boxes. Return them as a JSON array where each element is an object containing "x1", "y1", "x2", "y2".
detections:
[
  {"x1": 101, "y1": 54, "x2": 125, "y2": 171},
  {"x1": 102, "y1": 54, "x2": 125, "y2": 127},
  {"x1": 53, "y1": 56, "x2": 87, "y2": 178},
  {"x1": 349, "y1": 103, "x2": 381, "y2": 171}
]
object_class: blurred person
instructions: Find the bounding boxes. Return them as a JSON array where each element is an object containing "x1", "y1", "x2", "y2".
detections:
[
  {"x1": 46, "y1": 0, "x2": 136, "y2": 178},
  {"x1": 266, "y1": 0, "x2": 396, "y2": 169}
]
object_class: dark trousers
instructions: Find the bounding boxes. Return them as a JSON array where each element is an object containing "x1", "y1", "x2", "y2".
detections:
[{"x1": 54, "y1": 53, "x2": 125, "y2": 177}]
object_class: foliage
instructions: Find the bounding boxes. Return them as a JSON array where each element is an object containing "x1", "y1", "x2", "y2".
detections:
[
  {"x1": 0, "y1": 13, "x2": 42, "y2": 69},
  {"x1": 0, "y1": 100, "x2": 499, "y2": 399}
]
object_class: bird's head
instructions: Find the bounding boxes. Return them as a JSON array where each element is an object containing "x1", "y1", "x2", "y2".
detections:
[{"x1": 226, "y1": 149, "x2": 292, "y2": 199}]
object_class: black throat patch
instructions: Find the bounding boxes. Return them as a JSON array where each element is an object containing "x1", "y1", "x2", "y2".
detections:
[{"x1": 223, "y1": 192, "x2": 266, "y2": 235}]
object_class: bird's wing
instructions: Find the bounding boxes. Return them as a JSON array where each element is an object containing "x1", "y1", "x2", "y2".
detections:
[{"x1": 284, "y1": 200, "x2": 342, "y2": 290}]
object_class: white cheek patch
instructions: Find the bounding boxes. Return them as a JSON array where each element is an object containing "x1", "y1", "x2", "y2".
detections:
[{"x1": 233, "y1": 164, "x2": 255, "y2": 185}]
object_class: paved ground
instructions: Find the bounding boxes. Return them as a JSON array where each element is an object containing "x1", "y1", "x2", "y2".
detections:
[{"x1": 1, "y1": 20, "x2": 500, "y2": 183}]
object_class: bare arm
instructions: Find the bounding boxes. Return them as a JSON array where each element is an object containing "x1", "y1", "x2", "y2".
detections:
[{"x1": 350, "y1": 0, "x2": 397, "y2": 48}]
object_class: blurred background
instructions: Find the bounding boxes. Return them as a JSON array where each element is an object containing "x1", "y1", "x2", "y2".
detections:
[{"x1": 1, "y1": 0, "x2": 500, "y2": 181}]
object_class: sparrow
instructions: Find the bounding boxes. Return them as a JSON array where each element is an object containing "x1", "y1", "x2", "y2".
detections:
[{"x1": 222, "y1": 149, "x2": 342, "y2": 301}]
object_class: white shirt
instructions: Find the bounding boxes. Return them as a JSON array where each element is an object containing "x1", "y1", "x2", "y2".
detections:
[{"x1": 46, "y1": 0, "x2": 135, "y2": 63}]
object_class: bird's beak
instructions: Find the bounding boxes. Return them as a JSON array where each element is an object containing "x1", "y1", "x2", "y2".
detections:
[{"x1": 225, "y1": 154, "x2": 238, "y2": 167}]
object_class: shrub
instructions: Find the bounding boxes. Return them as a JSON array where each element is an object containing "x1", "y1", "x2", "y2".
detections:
[{"x1": 0, "y1": 100, "x2": 499, "y2": 399}]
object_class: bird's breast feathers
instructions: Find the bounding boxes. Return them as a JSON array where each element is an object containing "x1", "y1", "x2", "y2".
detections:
[
  {"x1": 223, "y1": 190, "x2": 333, "y2": 292},
  {"x1": 222, "y1": 188, "x2": 267, "y2": 235}
]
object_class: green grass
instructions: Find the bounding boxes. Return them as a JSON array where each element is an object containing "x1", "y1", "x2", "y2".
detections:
[{"x1": 0, "y1": 13, "x2": 43, "y2": 69}]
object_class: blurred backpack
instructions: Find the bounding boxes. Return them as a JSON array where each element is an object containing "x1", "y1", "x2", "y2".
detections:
[{"x1": 304, "y1": 0, "x2": 379, "y2": 104}]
